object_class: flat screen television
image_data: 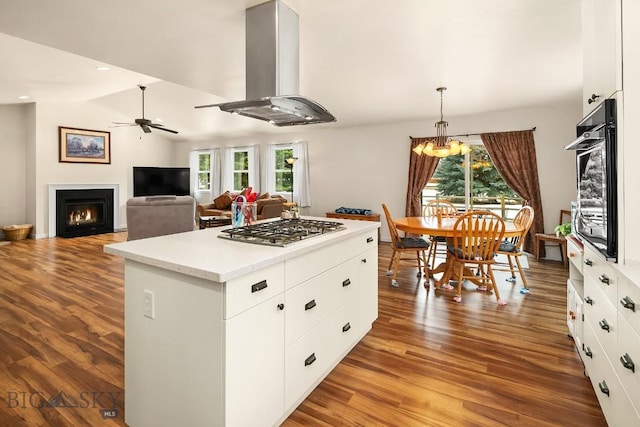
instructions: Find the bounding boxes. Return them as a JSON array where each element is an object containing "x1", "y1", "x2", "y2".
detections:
[{"x1": 133, "y1": 167, "x2": 191, "y2": 197}]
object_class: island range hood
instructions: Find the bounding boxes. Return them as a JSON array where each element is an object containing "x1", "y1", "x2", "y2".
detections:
[{"x1": 195, "y1": 0, "x2": 336, "y2": 127}]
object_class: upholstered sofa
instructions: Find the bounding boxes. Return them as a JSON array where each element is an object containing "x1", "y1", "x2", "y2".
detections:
[{"x1": 196, "y1": 192, "x2": 287, "y2": 220}]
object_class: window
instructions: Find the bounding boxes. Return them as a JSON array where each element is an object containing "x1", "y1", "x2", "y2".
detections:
[
  {"x1": 198, "y1": 152, "x2": 211, "y2": 191},
  {"x1": 274, "y1": 147, "x2": 294, "y2": 193},
  {"x1": 233, "y1": 149, "x2": 249, "y2": 191},
  {"x1": 262, "y1": 141, "x2": 311, "y2": 206},
  {"x1": 422, "y1": 143, "x2": 523, "y2": 219}
]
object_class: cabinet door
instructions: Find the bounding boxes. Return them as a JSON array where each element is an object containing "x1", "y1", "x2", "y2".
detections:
[
  {"x1": 581, "y1": 0, "x2": 622, "y2": 114},
  {"x1": 225, "y1": 294, "x2": 285, "y2": 426},
  {"x1": 358, "y1": 247, "x2": 379, "y2": 325},
  {"x1": 567, "y1": 279, "x2": 584, "y2": 350}
]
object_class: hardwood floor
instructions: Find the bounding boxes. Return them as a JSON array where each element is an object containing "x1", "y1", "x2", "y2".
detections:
[{"x1": 0, "y1": 234, "x2": 606, "y2": 426}]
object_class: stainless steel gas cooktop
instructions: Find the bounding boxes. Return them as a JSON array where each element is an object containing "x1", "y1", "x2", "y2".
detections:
[{"x1": 218, "y1": 218, "x2": 346, "y2": 247}]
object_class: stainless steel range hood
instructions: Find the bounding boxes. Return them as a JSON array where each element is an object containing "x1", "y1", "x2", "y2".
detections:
[{"x1": 196, "y1": 0, "x2": 336, "y2": 126}]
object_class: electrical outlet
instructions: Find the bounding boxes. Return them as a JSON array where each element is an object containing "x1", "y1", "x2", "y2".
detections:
[{"x1": 143, "y1": 290, "x2": 155, "y2": 319}]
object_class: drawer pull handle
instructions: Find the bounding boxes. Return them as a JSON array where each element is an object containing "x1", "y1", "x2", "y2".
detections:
[
  {"x1": 584, "y1": 259, "x2": 593, "y2": 267},
  {"x1": 598, "y1": 274, "x2": 610, "y2": 285},
  {"x1": 598, "y1": 380, "x2": 609, "y2": 397},
  {"x1": 583, "y1": 345, "x2": 593, "y2": 358},
  {"x1": 342, "y1": 278, "x2": 351, "y2": 287},
  {"x1": 251, "y1": 280, "x2": 268, "y2": 293},
  {"x1": 362, "y1": 258, "x2": 367, "y2": 263},
  {"x1": 620, "y1": 296, "x2": 636, "y2": 312},
  {"x1": 342, "y1": 322, "x2": 351, "y2": 332},
  {"x1": 304, "y1": 353, "x2": 316, "y2": 367},
  {"x1": 585, "y1": 296, "x2": 593, "y2": 305},
  {"x1": 277, "y1": 303, "x2": 284, "y2": 311},
  {"x1": 620, "y1": 353, "x2": 635, "y2": 373},
  {"x1": 599, "y1": 319, "x2": 610, "y2": 332},
  {"x1": 367, "y1": 237, "x2": 374, "y2": 243},
  {"x1": 305, "y1": 299, "x2": 317, "y2": 311}
]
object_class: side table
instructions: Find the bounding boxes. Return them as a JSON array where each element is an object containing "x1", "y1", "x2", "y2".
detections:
[
  {"x1": 325, "y1": 212, "x2": 381, "y2": 242},
  {"x1": 199, "y1": 216, "x2": 232, "y2": 229}
]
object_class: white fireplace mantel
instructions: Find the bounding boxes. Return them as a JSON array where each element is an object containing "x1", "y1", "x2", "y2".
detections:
[{"x1": 48, "y1": 184, "x2": 119, "y2": 238}]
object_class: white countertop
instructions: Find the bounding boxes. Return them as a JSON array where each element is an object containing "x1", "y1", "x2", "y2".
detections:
[{"x1": 104, "y1": 216, "x2": 379, "y2": 283}]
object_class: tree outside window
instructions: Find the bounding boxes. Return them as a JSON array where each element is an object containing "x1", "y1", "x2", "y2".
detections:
[
  {"x1": 275, "y1": 148, "x2": 293, "y2": 192},
  {"x1": 233, "y1": 150, "x2": 249, "y2": 191},
  {"x1": 426, "y1": 145, "x2": 522, "y2": 218},
  {"x1": 198, "y1": 153, "x2": 211, "y2": 191}
]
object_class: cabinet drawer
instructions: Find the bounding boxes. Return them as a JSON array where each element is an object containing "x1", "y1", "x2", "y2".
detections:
[
  {"x1": 285, "y1": 257, "x2": 360, "y2": 347},
  {"x1": 618, "y1": 274, "x2": 640, "y2": 336},
  {"x1": 583, "y1": 246, "x2": 618, "y2": 306},
  {"x1": 285, "y1": 231, "x2": 377, "y2": 289},
  {"x1": 583, "y1": 322, "x2": 640, "y2": 425},
  {"x1": 584, "y1": 277, "x2": 618, "y2": 362},
  {"x1": 224, "y1": 263, "x2": 285, "y2": 319},
  {"x1": 567, "y1": 237, "x2": 584, "y2": 273},
  {"x1": 615, "y1": 316, "x2": 640, "y2": 414}
]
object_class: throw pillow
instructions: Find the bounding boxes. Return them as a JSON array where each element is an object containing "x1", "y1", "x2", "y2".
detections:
[
  {"x1": 214, "y1": 192, "x2": 233, "y2": 210},
  {"x1": 258, "y1": 192, "x2": 270, "y2": 200}
]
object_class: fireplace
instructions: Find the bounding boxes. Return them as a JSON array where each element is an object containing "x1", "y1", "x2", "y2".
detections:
[{"x1": 56, "y1": 189, "x2": 114, "y2": 238}]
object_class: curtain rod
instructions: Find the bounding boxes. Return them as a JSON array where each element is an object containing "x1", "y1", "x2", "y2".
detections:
[{"x1": 410, "y1": 126, "x2": 536, "y2": 139}]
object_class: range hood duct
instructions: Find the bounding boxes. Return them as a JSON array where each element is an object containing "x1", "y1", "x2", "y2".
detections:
[{"x1": 195, "y1": 0, "x2": 336, "y2": 126}]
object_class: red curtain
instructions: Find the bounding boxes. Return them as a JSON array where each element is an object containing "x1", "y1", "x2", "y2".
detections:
[
  {"x1": 405, "y1": 137, "x2": 440, "y2": 216},
  {"x1": 481, "y1": 130, "x2": 544, "y2": 255}
]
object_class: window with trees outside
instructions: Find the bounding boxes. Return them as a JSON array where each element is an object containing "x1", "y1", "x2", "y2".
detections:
[
  {"x1": 197, "y1": 152, "x2": 211, "y2": 191},
  {"x1": 233, "y1": 149, "x2": 249, "y2": 191},
  {"x1": 274, "y1": 147, "x2": 294, "y2": 193},
  {"x1": 422, "y1": 143, "x2": 524, "y2": 219}
]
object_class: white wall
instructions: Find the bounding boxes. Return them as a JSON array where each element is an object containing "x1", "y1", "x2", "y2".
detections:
[
  {"x1": 0, "y1": 105, "x2": 28, "y2": 229},
  {"x1": 177, "y1": 99, "x2": 583, "y2": 249},
  {"x1": 0, "y1": 100, "x2": 179, "y2": 237}
]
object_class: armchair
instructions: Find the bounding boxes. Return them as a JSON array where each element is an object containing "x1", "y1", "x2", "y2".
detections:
[{"x1": 126, "y1": 195, "x2": 196, "y2": 241}]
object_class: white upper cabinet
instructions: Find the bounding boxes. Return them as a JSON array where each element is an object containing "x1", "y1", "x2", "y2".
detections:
[{"x1": 581, "y1": 0, "x2": 622, "y2": 114}]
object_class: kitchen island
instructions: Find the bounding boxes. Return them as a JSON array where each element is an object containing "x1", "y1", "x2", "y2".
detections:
[{"x1": 104, "y1": 217, "x2": 379, "y2": 427}]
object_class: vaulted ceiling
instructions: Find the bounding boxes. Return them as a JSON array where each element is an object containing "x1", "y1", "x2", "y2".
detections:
[{"x1": 0, "y1": 0, "x2": 582, "y2": 140}]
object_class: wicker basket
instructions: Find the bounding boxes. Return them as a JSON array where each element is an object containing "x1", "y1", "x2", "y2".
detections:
[{"x1": 2, "y1": 224, "x2": 33, "y2": 241}]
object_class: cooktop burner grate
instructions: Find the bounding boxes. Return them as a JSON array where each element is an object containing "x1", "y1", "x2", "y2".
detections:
[{"x1": 218, "y1": 218, "x2": 346, "y2": 247}]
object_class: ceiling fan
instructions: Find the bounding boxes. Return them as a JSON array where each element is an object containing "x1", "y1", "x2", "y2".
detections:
[{"x1": 112, "y1": 85, "x2": 178, "y2": 134}]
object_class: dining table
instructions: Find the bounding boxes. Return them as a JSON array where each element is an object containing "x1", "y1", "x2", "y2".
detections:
[{"x1": 393, "y1": 214, "x2": 523, "y2": 288}]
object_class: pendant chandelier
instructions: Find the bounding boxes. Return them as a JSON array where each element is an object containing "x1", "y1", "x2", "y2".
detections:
[{"x1": 413, "y1": 87, "x2": 470, "y2": 158}]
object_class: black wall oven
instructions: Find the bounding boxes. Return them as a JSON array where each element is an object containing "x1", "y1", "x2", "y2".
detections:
[{"x1": 565, "y1": 99, "x2": 617, "y2": 261}]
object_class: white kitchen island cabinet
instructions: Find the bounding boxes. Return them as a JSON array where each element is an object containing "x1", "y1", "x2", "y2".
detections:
[{"x1": 104, "y1": 217, "x2": 379, "y2": 427}]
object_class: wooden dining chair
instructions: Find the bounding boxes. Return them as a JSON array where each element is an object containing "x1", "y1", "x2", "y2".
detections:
[
  {"x1": 422, "y1": 200, "x2": 458, "y2": 268},
  {"x1": 535, "y1": 209, "x2": 571, "y2": 268},
  {"x1": 493, "y1": 206, "x2": 535, "y2": 294},
  {"x1": 382, "y1": 203, "x2": 430, "y2": 288},
  {"x1": 449, "y1": 210, "x2": 506, "y2": 305}
]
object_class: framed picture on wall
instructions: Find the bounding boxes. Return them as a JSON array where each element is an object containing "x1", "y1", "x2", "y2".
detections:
[{"x1": 59, "y1": 126, "x2": 111, "y2": 164}]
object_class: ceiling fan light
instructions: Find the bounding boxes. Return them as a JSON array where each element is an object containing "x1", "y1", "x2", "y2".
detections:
[{"x1": 412, "y1": 143, "x2": 425, "y2": 155}]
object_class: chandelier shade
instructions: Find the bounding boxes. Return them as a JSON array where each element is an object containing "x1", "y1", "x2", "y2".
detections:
[{"x1": 414, "y1": 87, "x2": 470, "y2": 158}]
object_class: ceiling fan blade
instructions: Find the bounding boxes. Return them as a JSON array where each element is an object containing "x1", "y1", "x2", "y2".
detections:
[
  {"x1": 112, "y1": 122, "x2": 136, "y2": 125},
  {"x1": 149, "y1": 123, "x2": 179, "y2": 134}
]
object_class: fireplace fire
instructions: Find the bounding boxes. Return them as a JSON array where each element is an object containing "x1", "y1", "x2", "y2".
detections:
[
  {"x1": 69, "y1": 205, "x2": 98, "y2": 225},
  {"x1": 56, "y1": 189, "x2": 114, "y2": 238}
]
